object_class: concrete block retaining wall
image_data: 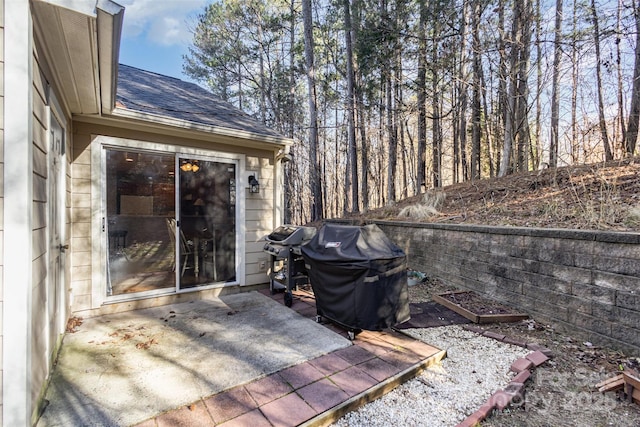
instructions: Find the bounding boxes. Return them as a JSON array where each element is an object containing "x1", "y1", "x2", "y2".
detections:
[{"x1": 349, "y1": 220, "x2": 640, "y2": 356}]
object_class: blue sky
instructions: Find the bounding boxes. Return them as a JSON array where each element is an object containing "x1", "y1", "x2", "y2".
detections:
[{"x1": 118, "y1": 0, "x2": 211, "y2": 81}]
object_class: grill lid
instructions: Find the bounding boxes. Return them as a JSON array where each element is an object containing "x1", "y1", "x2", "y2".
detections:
[
  {"x1": 267, "y1": 225, "x2": 299, "y2": 242},
  {"x1": 265, "y1": 225, "x2": 317, "y2": 246}
]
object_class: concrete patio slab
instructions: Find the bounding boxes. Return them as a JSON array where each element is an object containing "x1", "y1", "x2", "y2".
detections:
[{"x1": 37, "y1": 291, "x2": 351, "y2": 427}]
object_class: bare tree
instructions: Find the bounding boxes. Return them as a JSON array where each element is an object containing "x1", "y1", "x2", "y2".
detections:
[
  {"x1": 570, "y1": 0, "x2": 579, "y2": 163},
  {"x1": 343, "y1": 0, "x2": 358, "y2": 213},
  {"x1": 549, "y1": 0, "x2": 563, "y2": 167},
  {"x1": 591, "y1": 0, "x2": 614, "y2": 161},
  {"x1": 302, "y1": 0, "x2": 323, "y2": 220},
  {"x1": 617, "y1": 0, "x2": 627, "y2": 149},
  {"x1": 499, "y1": 0, "x2": 522, "y2": 176},
  {"x1": 515, "y1": 0, "x2": 532, "y2": 172},
  {"x1": 625, "y1": 0, "x2": 640, "y2": 156},
  {"x1": 416, "y1": 0, "x2": 427, "y2": 193},
  {"x1": 471, "y1": 0, "x2": 482, "y2": 180},
  {"x1": 454, "y1": 1, "x2": 469, "y2": 184}
]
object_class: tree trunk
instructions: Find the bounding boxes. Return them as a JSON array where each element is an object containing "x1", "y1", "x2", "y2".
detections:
[
  {"x1": 496, "y1": 1, "x2": 507, "y2": 175},
  {"x1": 431, "y1": 6, "x2": 442, "y2": 188},
  {"x1": 570, "y1": 0, "x2": 579, "y2": 163},
  {"x1": 534, "y1": 0, "x2": 542, "y2": 169},
  {"x1": 616, "y1": 0, "x2": 627, "y2": 149},
  {"x1": 432, "y1": 74, "x2": 442, "y2": 188},
  {"x1": 416, "y1": 0, "x2": 427, "y2": 193},
  {"x1": 454, "y1": 0, "x2": 469, "y2": 184},
  {"x1": 499, "y1": 0, "x2": 521, "y2": 177},
  {"x1": 343, "y1": 0, "x2": 358, "y2": 213},
  {"x1": 549, "y1": 0, "x2": 563, "y2": 168},
  {"x1": 283, "y1": 0, "x2": 296, "y2": 224},
  {"x1": 386, "y1": 75, "x2": 397, "y2": 202},
  {"x1": 353, "y1": 0, "x2": 369, "y2": 210},
  {"x1": 302, "y1": 0, "x2": 323, "y2": 220},
  {"x1": 591, "y1": 0, "x2": 613, "y2": 161},
  {"x1": 624, "y1": 0, "x2": 640, "y2": 156},
  {"x1": 515, "y1": 0, "x2": 532, "y2": 172},
  {"x1": 471, "y1": 0, "x2": 482, "y2": 180}
]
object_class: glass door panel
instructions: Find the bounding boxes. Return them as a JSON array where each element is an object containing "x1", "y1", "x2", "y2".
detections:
[
  {"x1": 178, "y1": 158, "x2": 236, "y2": 289},
  {"x1": 106, "y1": 149, "x2": 176, "y2": 296}
]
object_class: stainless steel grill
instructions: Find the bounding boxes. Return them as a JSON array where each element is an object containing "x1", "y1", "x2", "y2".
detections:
[{"x1": 263, "y1": 225, "x2": 316, "y2": 307}]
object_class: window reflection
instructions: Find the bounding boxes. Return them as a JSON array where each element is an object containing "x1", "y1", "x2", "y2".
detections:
[
  {"x1": 106, "y1": 149, "x2": 176, "y2": 295},
  {"x1": 179, "y1": 158, "x2": 236, "y2": 288}
]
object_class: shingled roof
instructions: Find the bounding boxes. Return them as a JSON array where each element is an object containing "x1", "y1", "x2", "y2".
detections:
[{"x1": 115, "y1": 64, "x2": 283, "y2": 139}]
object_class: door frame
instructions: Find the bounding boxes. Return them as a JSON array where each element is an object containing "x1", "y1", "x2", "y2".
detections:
[
  {"x1": 46, "y1": 93, "x2": 68, "y2": 361},
  {"x1": 91, "y1": 135, "x2": 246, "y2": 307}
]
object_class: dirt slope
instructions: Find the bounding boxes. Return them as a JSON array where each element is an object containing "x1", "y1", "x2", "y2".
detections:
[{"x1": 360, "y1": 157, "x2": 640, "y2": 232}]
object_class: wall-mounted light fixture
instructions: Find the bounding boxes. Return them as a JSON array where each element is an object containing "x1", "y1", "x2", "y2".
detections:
[{"x1": 248, "y1": 174, "x2": 260, "y2": 193}]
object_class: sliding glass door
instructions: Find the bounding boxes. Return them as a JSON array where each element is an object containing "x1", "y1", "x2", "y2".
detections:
[
  {"x1": 104, "y1": 147, "x2": 237, "y2": 297},
  {"x1": 178, "y1": 157, "x2": 236, "y2": 289}
]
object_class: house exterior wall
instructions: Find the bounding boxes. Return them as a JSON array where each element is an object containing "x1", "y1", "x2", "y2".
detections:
[
  {"x1": 26, "y1": 25, "x2": 73, "y2": 426},
  {"x1": 31, "y1": 47, "x2": 49, "y2": 420},
  {"x1": 71, "y1": 121, "x2": 277, "y2": 315},
  {"x1": 0, "y1": 0, "x2": 5, "y2": 421},
  {"x1": 3, "y1": 1, "x2": 34, "y2": 425}
]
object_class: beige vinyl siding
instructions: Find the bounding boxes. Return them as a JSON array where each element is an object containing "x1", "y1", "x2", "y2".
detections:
[
  {"x1": 0, "y1": 0, "x2": 5, "y2": 420},
  {"x1": 30, "y1": 50, "x2": 50, "y2": 418},
  {"x1": 245, "y1": 155, "x2": 275, "y2": 285}
]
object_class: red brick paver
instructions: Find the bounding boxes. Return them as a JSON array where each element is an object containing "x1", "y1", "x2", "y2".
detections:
[
  {"x1": 297, "y1": 378, "x2": 350, "y2": 412},
  {"x1": 217, "y1": 409, "x2": 271, "y2": 427},
  {"x1": 333, "y1": 344, "x2": 376, "y2": 365},
  {"x1": 358, "y1": 357, "x2": 401, "y2": 382},
  {"x1": 260, "y1": 392, "x2": 317, "y2": 426},
  {"x1": 483, "y1": 331, "x2": 506, "y2": 341},
  {"x1": 329, "y1": 365, "x2": 379, "y2": 397},
  {"x1": 512, "y1": 369, "x2": 531, "y2": 384},
  {"x1": 244, "y1": 374, "x2": 293, "y2": 407},
  {"x1": 503, "y1": 336, "x2": 528, "y2": 347},
  {"x1": 378, "y1": 348, "x2": 421, "y2": 370},
  {"x1": 526, "y1": 350, "x2": 549, "y2": 366},
  {"x1": 204, "y1": 386, "x2": 256, "y2": 424},
  {"x1": 308, "y1": 352, "x2": 352, "y2": 376},
  {"x1": 510, "y1": 357, "x2": 534, "y2": 373},
  {"x1": 488, "y1": 390, "x2": 514, "y2": 411},
  {"x1": 278, "y1": 362, "x2": 325, "y2": 389}
]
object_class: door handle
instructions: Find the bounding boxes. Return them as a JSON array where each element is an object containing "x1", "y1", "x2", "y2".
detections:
[{"x1": 59, "y1": 244, "x2": 69, "y2": 252}]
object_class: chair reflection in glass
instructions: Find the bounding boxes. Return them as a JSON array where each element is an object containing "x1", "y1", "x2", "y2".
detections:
[
  {"x1": 166, "y1": 218, "x2": 195, "y2": 276},
  {"x1": 201, "y1": 232, "x2": 217, "y2": 281}
]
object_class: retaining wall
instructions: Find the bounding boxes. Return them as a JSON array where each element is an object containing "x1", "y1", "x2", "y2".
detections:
[{"x1": 347, "y1": 220, "x2": 640, "y2": 355}]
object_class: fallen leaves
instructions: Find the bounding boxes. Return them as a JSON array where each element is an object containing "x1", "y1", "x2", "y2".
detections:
[
  {"x1": 135, "y1": 338, "x2": 158, "y2": 350},
  {"x1": 66, "y1": 316, "x2": 83, "y2": 333}
]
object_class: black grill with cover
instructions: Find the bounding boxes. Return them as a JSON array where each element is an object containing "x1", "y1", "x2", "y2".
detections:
[{"x1": 301, "y1": 223, "x2": 410, "y2": 337}]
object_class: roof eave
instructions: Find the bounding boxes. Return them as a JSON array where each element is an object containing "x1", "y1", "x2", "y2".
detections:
[
  {"x1": 31, "y1": 0, "x2": 124, "y2": 115},
  {"x1": 77, "y1": 107, "x2": 294, "y2": 149}
]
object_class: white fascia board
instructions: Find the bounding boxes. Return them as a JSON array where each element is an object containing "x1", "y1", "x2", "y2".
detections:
[
  {"x1": 97, "y1": 2, "x2": 124, "y2": 113},
  {"x1": 4, "y1": 2, "x2": 35, "y2": 426},
  {"x1": 39, "y1": 0, "x2": 122, "y2": 16}
]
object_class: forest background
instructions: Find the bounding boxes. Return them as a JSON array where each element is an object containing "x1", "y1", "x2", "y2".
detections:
[{"x1": 183, "y1": 0, "x2": 640, "y2": 225}]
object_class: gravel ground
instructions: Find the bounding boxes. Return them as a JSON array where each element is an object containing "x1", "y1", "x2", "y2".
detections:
[{"x1": 332, "y1": 325, "x2": 529, "y2": 427}]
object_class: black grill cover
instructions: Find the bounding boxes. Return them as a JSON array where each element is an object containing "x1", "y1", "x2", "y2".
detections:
[{"x1": 301, "y1": 224, "x2": 410, "y2": 331}]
